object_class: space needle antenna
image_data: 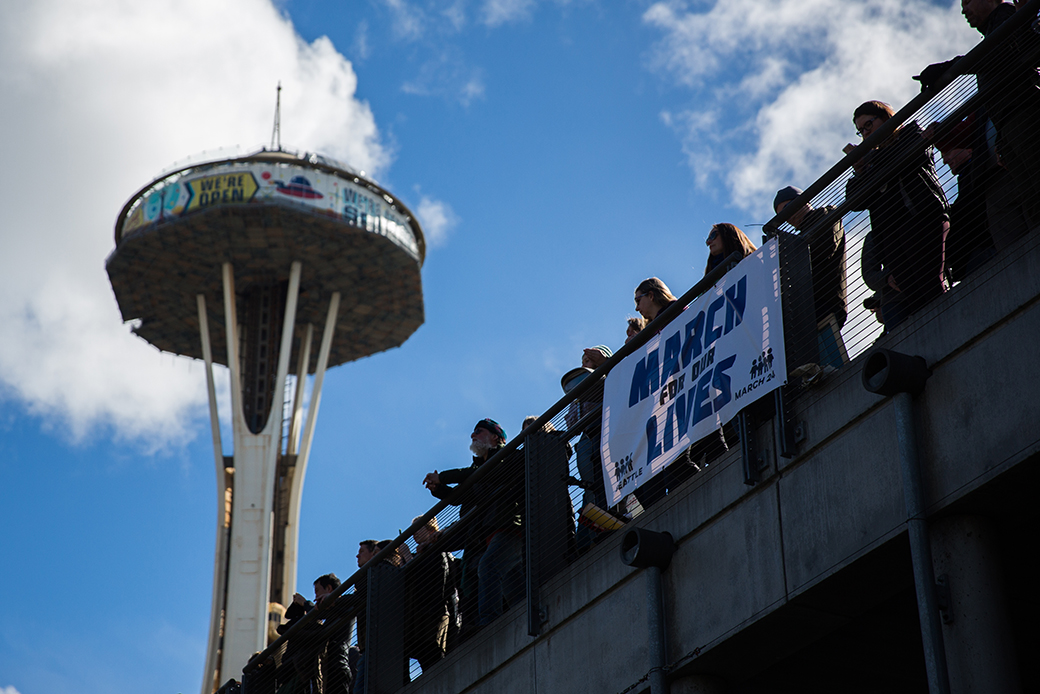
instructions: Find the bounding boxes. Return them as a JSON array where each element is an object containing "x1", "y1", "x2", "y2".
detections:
[{"x1": 270, "y1": 82, "x2": 282, "y2": 151}]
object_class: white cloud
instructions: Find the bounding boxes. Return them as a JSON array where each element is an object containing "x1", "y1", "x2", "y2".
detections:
[
  {"x1": 2, "y1": 686, "x2": 23, "y2": 694},
  {"x1": 482, "y1": 0, "x2": 537, "y2": 27},
  {"x1": 459, "y1": 75, "x2": 488, "y2": 105},
  {"x1": 354, "y1": 20, "x2": 372, "y2": 60},
  {"x1": 644, "y1": 0, "x2": 979, "y2": 216},
  {"x1": 401, "y1": 50, "x2": 486, "y2": 105},
  {"x1": 416, "y1": 195, "x2": 460, "y2": 247},
  {"x1": 0, "y1": 0, "x2": 388, "y2": 447},
  {"x1": 443, "y1": 0, "x2": 468, "y2": 30},
  {"x1": 384, "y1": 0, "x2": 426, "y2": 40}
]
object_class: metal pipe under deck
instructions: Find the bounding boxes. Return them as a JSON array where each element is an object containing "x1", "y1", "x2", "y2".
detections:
[
  {"x1": 647, "y1": 565, "x2": 670, "y2": 694},
  {"x1": 894, "y1": 391, "x2": 950, "y2": 694},
  {"x1": 862, "y1": 349, "x2": 948, "y2": 694}
]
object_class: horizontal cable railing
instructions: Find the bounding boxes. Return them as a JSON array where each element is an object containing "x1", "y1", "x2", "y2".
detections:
[{"x1": 235, "y1": 4, "x2": 1040, "y2": 692}]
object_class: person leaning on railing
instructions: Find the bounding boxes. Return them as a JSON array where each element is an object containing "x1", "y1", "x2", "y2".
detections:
[
  {"x1": 275, "y1": 573, "x2": 355, "y2": 694},
  {"x1": 423, "y1": 418, "x2": 524, "y2": 631},
  {"x1": 772, "y1": 187, "x2": 848, "y2": 370},
  {"x1": 915, "y1": 0, "x2": 1040, "y2": 232},
  {"x1": 403, "y1": 515, "x2": 456, "y2": 673},
  {"x1": 625, "y1": 316, "x2": 647, "y2": 344},
  {"x1": 925, "y1": 108, "x2": 1028, "y2": 282},
  {"x1": 844, "y1": 100, "x2": 950, "y2": 330},
  {"x1": 561, "y1": 347, "x2": 620, "y2": 554}
]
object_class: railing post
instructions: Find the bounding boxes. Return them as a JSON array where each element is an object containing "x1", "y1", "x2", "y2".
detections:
[
  {"x1": 525, "y1": 431, "x2": 574, "y2": 636},
  {"x1": 366, "y1": 563, "x2": 406, "y2": 694}
]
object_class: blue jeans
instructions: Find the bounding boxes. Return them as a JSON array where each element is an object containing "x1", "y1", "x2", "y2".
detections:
[
  {"x1": 352, "y1": 652, "x2": 366, "y2": 694},
  {"x1": 816, "y1": 321, "x2": 846, "y2": 370},
  {"x1": 477, "y1": 531, "x2": 524, "y2": 625}
]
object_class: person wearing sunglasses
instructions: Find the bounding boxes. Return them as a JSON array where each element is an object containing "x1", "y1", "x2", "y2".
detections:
[
  {"x1": 845, "y1": 100, "x2": 950, "y2": 330},
  {"x1": 633, "y1": 277, "x2": 678, "y2": 323},
  {"x1": 704, "y1": 223, "x2": 758, "y2": 276},
  {"x1": 423, "y1": 419, "x2": 523, "y2": 630},
  {"x1": 629, "y1": 279, "x2": 728, "y2": 511}
]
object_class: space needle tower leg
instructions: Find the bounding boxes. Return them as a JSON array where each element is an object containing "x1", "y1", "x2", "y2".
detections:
[
  {"x1": 281, "y1": 293, "x2": 340, "y2": 604},
  {"x1": 198, "y1": 294, "x2": 230, "y2": 694},
  {"x1": 217, "y1": 261, "x2": 302, "y2": 688}
]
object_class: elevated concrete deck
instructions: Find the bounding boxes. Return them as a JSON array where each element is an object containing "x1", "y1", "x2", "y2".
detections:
[{"x1": 404, "y1": 231, "x2": 1040, "y2": 693}]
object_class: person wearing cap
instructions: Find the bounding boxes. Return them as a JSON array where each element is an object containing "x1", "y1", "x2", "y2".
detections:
[
  {"x1": 561, "y1": 346, "x2": 616, "y2": 552},
  {"x1": 423, "y1": 418, "x2": 523, "y2": 628},
  {"x1": 773, "y1": 185, "x2": 848, "y2": 369}
]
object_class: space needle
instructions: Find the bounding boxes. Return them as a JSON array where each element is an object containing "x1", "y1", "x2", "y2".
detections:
[{"x1": 105, "y1": 112, "x2": 426, "y2": 690}]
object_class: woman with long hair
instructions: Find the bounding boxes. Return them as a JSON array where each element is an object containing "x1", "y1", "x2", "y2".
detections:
[
  {"x1": 845, "y1": 100, "x2": 949, "y2": 329},
  {"x1": 704, "y1": 223, "x2": 758, "y2": 275},
  {"x1": 633, "y1": 277, "x2": 678, "y2": 323},
  {"x1": 629, "y1": 276, "x2": 728, "y2": 512}
]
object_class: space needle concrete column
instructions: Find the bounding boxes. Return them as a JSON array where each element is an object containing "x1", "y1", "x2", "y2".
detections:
[
  {"x1": 216, "y1": 259, "x2": 304, "y2": 682},
  {"x1": 106, "y1": 149, "x2": 426, "y2": 692}
]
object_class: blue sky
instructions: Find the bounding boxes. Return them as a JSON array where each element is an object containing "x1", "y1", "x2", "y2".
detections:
[{"x1": 0, "y1": 1, "x2": 979, "y2": 692}]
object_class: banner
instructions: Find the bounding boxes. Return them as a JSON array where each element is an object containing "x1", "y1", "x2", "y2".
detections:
[
  {"x1": 601, "y1": 239, "x2": 786, "y2": 505},
  {"x1": 122, "y1": 161, "x2": 420, "y2": 260}
]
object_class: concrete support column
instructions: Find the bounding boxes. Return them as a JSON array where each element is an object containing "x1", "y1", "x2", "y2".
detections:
[
  {"x1": 671, "y1": 675, "x2": 728, "y2": 694},
  {"x1": 930, "y1": 515, "x2": 1020, "y2": 694}
]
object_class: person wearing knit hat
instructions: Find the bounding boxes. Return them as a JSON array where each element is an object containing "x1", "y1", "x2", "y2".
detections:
[
  {"x1": 773, "y1": 183, "x2": 848, "y2": 370},
  {"x1": 773, "y1": 186, "x2": 803, "y2": 218},
  {"x1": 473, "y1": 417, "x2": 506, "y2": 443}
]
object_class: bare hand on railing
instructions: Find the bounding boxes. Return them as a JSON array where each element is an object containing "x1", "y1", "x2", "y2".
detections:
[
  {"x1": 423, "y1": 470, "x2": 440, "y2": 491},
  {"x1": 843, "y1": 143, "x2": 868, "y2": 173},
  {"x1": 582, "y1": 348, "x2": 608, "y2": 369}
]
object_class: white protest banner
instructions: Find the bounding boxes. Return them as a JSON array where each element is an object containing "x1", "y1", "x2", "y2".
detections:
[{"x1": 600, "y1": 239, "x2": 786, "y2": 505}]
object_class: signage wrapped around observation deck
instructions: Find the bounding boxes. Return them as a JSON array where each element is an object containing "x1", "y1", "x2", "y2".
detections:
[
  {"x1": 120, "y1": 160, "x2": 420, "y2": 260},
  {"x1": 601, "y1": 239, "x2": 787, "y2": 505}
]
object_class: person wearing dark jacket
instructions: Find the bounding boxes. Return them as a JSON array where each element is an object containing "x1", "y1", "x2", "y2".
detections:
[
  {"x1": 929, "y1": 107, "x2": 1030, "y2": 280},
  {"x1": 276, "y1": 574, "x2": 354, "y2": 694},
  {"x1": 773, "y1": 186, "x2": 848, "y2": 368},
  {"x1": 845, "y1": 100, "x2": 950, "y2": 329},
  {"x1": 915, "y1": 0, "x2": 1040, "y2": 231},
  {"x1": 404, "y1": 516, "x2": 455, "y2": 671},
  {"x1": 423, "y1": 418, "x2": 523, "y2": 628}
]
